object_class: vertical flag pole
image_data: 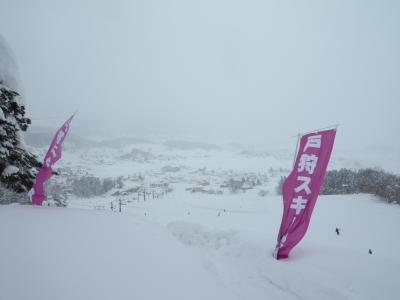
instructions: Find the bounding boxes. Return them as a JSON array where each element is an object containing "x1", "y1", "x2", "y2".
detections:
[{"x1": 292, "y1": 133, "x2": 301, "y2": 168}]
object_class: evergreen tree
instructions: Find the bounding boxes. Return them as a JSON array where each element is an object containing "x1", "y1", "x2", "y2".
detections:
[
  {"x1": 320, "y1": 168, "x2": 400, "y2": 204},
  {"x1": 0, "y1": 81, "x2": 41, "y2": 196}
]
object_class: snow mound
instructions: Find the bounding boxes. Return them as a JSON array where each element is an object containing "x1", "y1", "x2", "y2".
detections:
[{"x1": 167, "y1": 221, "x2": 236, "y2": 250}]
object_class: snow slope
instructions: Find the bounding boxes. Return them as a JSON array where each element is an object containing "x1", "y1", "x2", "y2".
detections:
[
  {"x1": 1, "y1": 193, "x2": 400, "y2": 300},
  {"x1": 121, "y1": 190, "x2": 400, "y2": 300},
  {"x1": 0, "y1": 205, "x2": 231, "y2": 300},
  {"x1": 3, "y1": 139, "x2": 400, "y2": 300}
]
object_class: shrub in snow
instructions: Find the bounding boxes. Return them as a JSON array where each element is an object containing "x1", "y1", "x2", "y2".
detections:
[
  {"x1": 116, "y1": 176, "x2": 124, "y2": 189},
  {"x1": 226, "y1": 178, "x2": 244, "y2": 193},
  {"x1": 0, "y1": 183, "x2": 28, "y2": 204},
  {"x1": 258, "y1": 189, "x2": 269, "y2": 197},
  {"x1": 276, "y1": 176, "x2": 286, "y2": 195},
  {"x1": 44, "y1": 182, "x2": 68, "y2": 207}
]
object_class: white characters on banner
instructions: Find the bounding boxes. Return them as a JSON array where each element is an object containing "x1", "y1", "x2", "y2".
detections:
[
  {"x1": 294, "y1": 176, "x2": 312, "y2": 195},
  {"x1": 44, "y1": 120, "x2": 72, "y2": 168},
  {"x1": 289, "y1": 134, "x2": 322, "y2": 216},
  {"x1": 304, "y1": 135, "x2": 321, "y2": 151},
  {"x1": 298, "y1": 154, "x2": 318, "y2": 174},
  {"x1": 290, "y1": 196, "x2": 308, "y2": 215}
]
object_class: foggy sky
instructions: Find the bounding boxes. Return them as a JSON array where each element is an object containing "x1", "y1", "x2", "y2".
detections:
[{"x1": 1, "y1": 0, "x2": 399, "y2": 148}]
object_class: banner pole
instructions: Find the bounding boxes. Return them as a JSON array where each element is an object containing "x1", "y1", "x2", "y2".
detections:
[
  {"x1": 297, "y1": 124, "x2": 339, "y2": 137},
  {"x1": 292, "y1": 133, "x2": 300, "y2": 168}
]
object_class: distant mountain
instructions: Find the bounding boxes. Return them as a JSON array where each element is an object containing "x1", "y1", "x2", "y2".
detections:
[
  {"x1": 96, "y1": 137, "x2": 154, "y2": 148},
  {"x1": 24, "y1": 127, "x2": 153, "y2": 149},
  {"x1": 24, "y1": 126, "x2": 97, "y2": 149},
  {"x1": 164, "y1": 140, "x2": 221, "y2": 151}
]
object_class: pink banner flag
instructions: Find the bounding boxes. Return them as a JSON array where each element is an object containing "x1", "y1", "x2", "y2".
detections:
[
  {"x1": 29, "y1": 114, "x2": 75, "y2": 205},
  {"x1": 274, "y1": 128, "x2": 336, "y2": 259}
]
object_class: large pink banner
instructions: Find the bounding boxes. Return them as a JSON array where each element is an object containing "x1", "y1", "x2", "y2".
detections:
[
  {"x1": 29, "y1": 114, "x2": 75, "y2": 205},
  {"x1": 274, "y1": 129, "x2": 336, "y2": 259}
]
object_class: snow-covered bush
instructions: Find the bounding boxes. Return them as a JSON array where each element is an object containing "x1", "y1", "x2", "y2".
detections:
[
  {"x1": 320, "y1": 169, "x2": 358, "y2": 195},
  {"x1": 276, "y1": 176, "x2": 286, "y2": 195},
  {"x1": 275, "y1": 168, "x2": 400, "y2": 203},
  {"x1": 321, "y1": 168, "x2": 400, "y2": 203},
  {"x1": 0, "y1": 183, "x2": 28, "y2": 204},
  {"x1": 45, "y1": 182, "x2": 68, "y2": 207}
]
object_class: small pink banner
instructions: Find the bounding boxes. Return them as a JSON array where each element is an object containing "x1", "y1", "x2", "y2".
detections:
[
  {"x1": 274, "y1": 129, "x2": 336, "y2": 259},
  {"x1": 29, "y1": 114, "x2": 75, "y2": 205}
]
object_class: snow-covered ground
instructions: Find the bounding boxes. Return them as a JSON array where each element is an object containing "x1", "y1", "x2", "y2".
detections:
[
  {"x1": 1, "y1": 137, "x2": 400, "y2": 300},
  {"x1": 1, "y1": 193, "x2": 399, "y2": 300},
  {"x1": 0, "y1": 205, "x2": 231, "y2": 300}
]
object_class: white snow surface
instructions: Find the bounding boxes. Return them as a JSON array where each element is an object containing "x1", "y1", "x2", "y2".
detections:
[
  {"x1": 2, "y1": 165, "x2": 19, "y2": 176},
  {"x1": 1, "y1": 140, "x2": 400, "y2": 300},
  {"x1": 0, "y1": 206, "x2": 231, "y2": 300},
  {"x1": 1, "y1": 193, "x2": 400, "y2": 300}
]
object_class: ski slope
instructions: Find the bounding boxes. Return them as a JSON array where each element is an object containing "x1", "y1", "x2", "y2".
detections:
[
  {"x1": 2, "y1": 138, "x2": 400, "y2": 299},
  {"x1": 0, "y1": 205, "x2": 231, "y2": 300},
  {"x1": 1, "y1": 192, "x2": 399, "y2": 300}
]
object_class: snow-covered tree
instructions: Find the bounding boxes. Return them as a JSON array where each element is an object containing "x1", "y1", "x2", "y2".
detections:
[
  {"x1": 276, "y1": 168, "x2": 400, "y2": 204},
  {"x1": 0, "y1": 36, "x2": 41, "y2": 199},
  {"x1": 320, "y1": 168, "x2": 400, "y2": 204},
  {"x1": 0, "y1": 82, "x2": 41, "y2": 194}
]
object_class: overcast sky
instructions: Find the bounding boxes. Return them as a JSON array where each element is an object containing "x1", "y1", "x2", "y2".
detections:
[{"x1": 1, "y1": 0, "x2": 399, "y2": 147}]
